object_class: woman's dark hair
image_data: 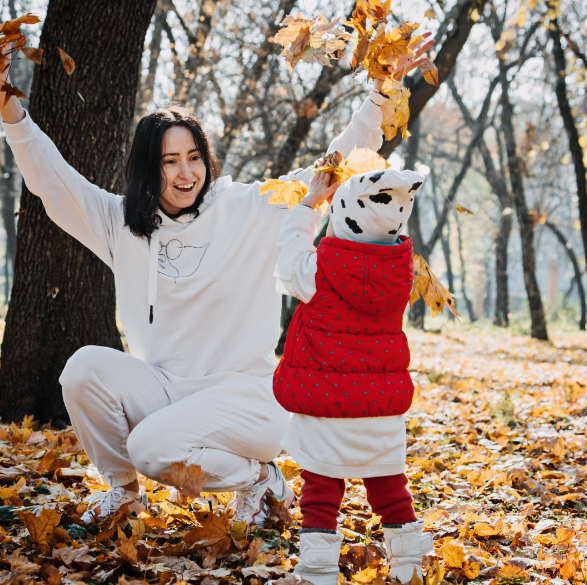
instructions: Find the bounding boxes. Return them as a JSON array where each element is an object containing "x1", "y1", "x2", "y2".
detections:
[{"x1": 124, "y1": 104, "x2": 220, "y2": 237}]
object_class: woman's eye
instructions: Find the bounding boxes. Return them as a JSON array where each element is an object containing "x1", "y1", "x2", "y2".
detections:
[{"x1": 191, "y1": 155, "x2": 201, "y2": 162}]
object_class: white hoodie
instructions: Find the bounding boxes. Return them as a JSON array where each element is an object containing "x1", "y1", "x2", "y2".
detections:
[{"x1": 2, "y1": 91, "x2": 387, "y2": 404}]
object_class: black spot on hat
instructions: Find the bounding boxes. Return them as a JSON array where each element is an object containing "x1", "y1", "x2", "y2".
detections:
[
  {"x1": 360, "y1": 175, "x2": 366, "y2": 183},
  {"x1": 388, "y1": 229, "x2": 398, "y2": 235},
  {"x1": 331, "y1": 204, "x2": 334, "y2": 214},
  {"x1": 409, "y1": 182, "x2": 422, "y2": 193},
  {"x1": 399, "y1": 207, "x2": 403, "y2": 212},
  {"x1": 369, "y1": 171, "x2": 385, "y2": 183},
  {"x1": 357, "y1": 199, "x2": 365, "y2": 208},
  {"x1": 345, "y1": 217, "x2": 363, "y2": 234},
  {"x1": 341, "y1": 199, "x2": 345, "y2": 208},
  {"x1": 369, "y1": 193, "x2": 392, "y2": 204}
]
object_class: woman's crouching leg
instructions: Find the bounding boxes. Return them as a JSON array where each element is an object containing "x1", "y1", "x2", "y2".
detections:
[
  {"x1": 60, "y1": 346, "x2": 170, "y2": 488},
  {"x1": 127, "y1": 392, "x2": 291, "y2": 492}
]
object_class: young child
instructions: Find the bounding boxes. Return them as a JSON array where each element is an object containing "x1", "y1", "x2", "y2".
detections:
[{"x1": 273, "y1": 166, "x2": 433, "y2": 585}]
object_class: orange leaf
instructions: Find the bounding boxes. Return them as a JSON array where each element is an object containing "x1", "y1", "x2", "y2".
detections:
[
  {"x1": 559, "y1": 556, "x2": 578, "y2": 580},
  {"x1": 20, "y1": 507, "x2": 61, "y2": 555},
  {"x1": 352, "y1": 32, "x2": 371, "y2": 71},
  {"x1": 22, "y1": 46, "x2": 42, "y2": 64},
  {"x1": 441, "y1": 540, "x2": 465, "y2": 569},
  {"x1": 160, "y1": 461, "x2": 209, "y2": 499},
  {"x1": 56, "y1": 46, "x2": 74, "y2": 75},
  {"x1": 184, "y1": 510, "x2": 232, "y2": 551},
  {"x1": 455, "y1": 204, "x2": 474, "y2": 215},
  {"x1": 0, "y1": 13, "x2": 40, "y2": 36},
  {"x1": 0, "y1": 81, "x2": 27, "y2": 105},
  {"x1": 419, "y1": 57, "x2": 439, "y2": 87},
  {"x1": 117, "y1": 526, "x2": 138, "y2": 564}
]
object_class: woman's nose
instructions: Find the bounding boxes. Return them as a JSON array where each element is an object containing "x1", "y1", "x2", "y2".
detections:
[{"x1": 178, "y1": 160, "x2": 192, "y2": 178}]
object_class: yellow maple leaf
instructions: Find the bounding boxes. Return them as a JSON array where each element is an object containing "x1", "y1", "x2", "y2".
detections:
[
  {"x1": 379, "y1": 78, "x2": 411, "y2": 141},
  {"x1": 441, "y1": 539, "x2": 465, "y2": 569},
  {"x1": 260, "y1": 179, "x2": 308, "y2": 209},
  {"x1": 117, "y1": 526, "x2": 138, "y2": 564},
  {"x1": 160, "y1": 461, "x2": 209, "y2": 499},
  {"x1": 462, "y1": 561, "x2": 481, "y2": 580},
  {"x1": 21, "y1": 507, "x2": 61, "y2": 555},
  {"x1": 352, "y1": 567, "x2": 378, "y2": 584},
  {"x1": 474, "y1": 519, "x2": 503, "y2": 537},
  {"x1": 22, "y1": 414, "x2": 34, "y2": 429},
  {"x1": 559, "y1": 556, "x2": 578, "y2": 580},
  {"x1": 410, "y1": 254, "x2": 461, "y2": 320},
  {"x1": 317, "y1": 147, "x2": 389, "y2": 185}
]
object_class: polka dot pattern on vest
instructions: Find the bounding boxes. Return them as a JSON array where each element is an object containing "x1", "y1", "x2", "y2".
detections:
[{"x1": 274, "y1": 235, "x2": 415, "y2": 418}]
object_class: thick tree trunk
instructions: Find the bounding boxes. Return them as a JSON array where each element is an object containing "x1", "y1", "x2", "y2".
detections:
[
  {"x1": 493, "y1": 210, "x2": 512, "y2": 326},
  {"x1": 0, "y1": 142, "x2": 17, "y2": 300},
  {"x1": 499, "y1": 70, "x2": 548, "y2": 341},
  {"x1": 550, "y1": 19, "x2": 587, "y2": 264},
  {"x1": 0, "y1": 0, "x2": 158, "y2": 425},
  {"x1": 544, "y1": 221, "x2": 586, "y2": 331}
]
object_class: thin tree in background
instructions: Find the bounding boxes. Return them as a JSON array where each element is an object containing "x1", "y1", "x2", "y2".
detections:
[{"x1": 0, "y1": 0, "x2": 158, "y2": 425}]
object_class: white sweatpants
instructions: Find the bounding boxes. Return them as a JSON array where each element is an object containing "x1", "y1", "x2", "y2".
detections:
[{"x1": 60, "y1": 346, "x2": 290, "y2": 491}]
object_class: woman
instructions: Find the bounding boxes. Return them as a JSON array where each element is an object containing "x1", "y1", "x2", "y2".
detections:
[{"x1": 0, "y1": 38, "x2": 431, "y2": 525}]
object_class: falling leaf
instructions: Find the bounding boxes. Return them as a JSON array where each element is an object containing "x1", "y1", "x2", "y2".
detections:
[
  {"x1": 424, "y1": 8, "x2": 436, "y2": 19},
  {"x1": 20, "y1": 507, "x2": 61, "y2": 555},
  {"x1": 278, "y1": 459, "x2": 301, "y2": 481},
  {"x1": 56, "y1": 46, "x2": 75, "y2": 75},
  {"x1": 419, "y1": 57, "x2": 439, "y2": 87},
  {"x1": 455, "y1": 204, "x2": 473, "y2": 215},
  {"x1": 0, "y1": 13, "x2": 40, "y2": 35},
  {"x1": 260, "y1": 179, "x2": 308, "y2": 209},
  {"x1": 22, "y1": 46, "x2": 42, "y2": 64},
  {"x1": 0, "y1": 81, "x2": 27, "y2": 105},
  {"x1": 160, "y1": 461, "x2": 209, "y2": 499},
  {"x1": 410, "y1": 254, "x2": 461, "y2": 320}
]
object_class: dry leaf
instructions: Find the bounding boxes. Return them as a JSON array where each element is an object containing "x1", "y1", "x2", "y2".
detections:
[
  {"x1": 56, "y1": 46, "x2": 75, "y2": 75},
  {"x1": 351, "y1": 566, "x2": 378, "y2": 583},
  {"x1": 455, "y1": 204, "x2": 473, "y2": 215},
  {"x1": 160, "y1": 461, "x2": 209, "y2": 499},
  {"x1": 442, "y1": 540, "x2": 465, "y2": 569},
  {"x1": 410, "y1": 254, "x2": 461, "y2": 320},
  {"x1": 260, "y1": 179, "x2": 308, "y2": 209},
  {"x1": 419, "y1": 57, "x2": 439, "y2": 87},
  {"x1": 21, "y1": 507, "x2": 61, "y2": 555},
  {"x1": 0, "y1": 81, "x2": 27, "y2": 105},
  {"x1": 184, "y1": 510, "x2": 232, "y2": 551},
  {"x1": 22, "y1": 46, "x2": 42, "y2": 64},
  {"x1": 118, "y1": 526, "x2": 138, "y2": 564},
  {"x1": 0, "y1": 13, "x2": 40, "y2": 35},
  {"x1": 379, "y1": 78, "x2": 411, "y2": 141}
]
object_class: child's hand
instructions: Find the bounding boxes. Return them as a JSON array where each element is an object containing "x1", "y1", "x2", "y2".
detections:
[{"x1": 301, "y1": 161, "x2": 340, "y2": 211}]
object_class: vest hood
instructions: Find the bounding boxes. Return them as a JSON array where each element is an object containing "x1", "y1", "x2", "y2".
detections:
[{"x1": 318, "y1": 235, "x2": 413, "y2": 315}]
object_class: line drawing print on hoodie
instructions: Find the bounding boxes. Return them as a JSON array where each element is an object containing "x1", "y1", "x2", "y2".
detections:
[{"x1": 157, "y1": 239, "x2": 210, "y2": 285}]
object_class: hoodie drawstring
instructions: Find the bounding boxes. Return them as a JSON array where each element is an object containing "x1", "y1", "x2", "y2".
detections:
[{"x1": 148, "y1": 228, "x2": 160, "y2": 324}]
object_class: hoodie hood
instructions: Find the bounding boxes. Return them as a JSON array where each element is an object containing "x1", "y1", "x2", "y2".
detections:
[{"x1": 317, "y1": 235, "x2": 414, "y2": 315}]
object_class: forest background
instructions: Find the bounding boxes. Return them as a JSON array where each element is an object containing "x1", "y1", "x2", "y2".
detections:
[{"x1": 0, "y1": 2, "x2": 584, "y2": 585}]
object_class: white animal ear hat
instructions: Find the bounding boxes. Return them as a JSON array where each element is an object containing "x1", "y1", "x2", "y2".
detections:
[{"x1": 330, "y1": 168, "x2": 425, "y2": 244}]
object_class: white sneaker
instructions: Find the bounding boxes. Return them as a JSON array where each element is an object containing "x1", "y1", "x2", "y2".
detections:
[
  {"x1": 384, "y1": 521, "x2": 434, "y2": 584},
  {"x1": 81, "y1": 486, "x2": 147, "y2": 523},
  {"x1": 293, "y1": 531, "x2": 343, "y2": 585},
  {"x1": 230, "y1": 463, "x2": 295, "y2": 527}
]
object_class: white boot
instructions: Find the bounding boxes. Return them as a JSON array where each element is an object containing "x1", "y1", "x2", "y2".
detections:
[
  {"x1": 384, "y1": 521, "x2": 434, "y2": 584},
  {"x1": 293, "y1": 531, "x2": 343, "y2": 585}
]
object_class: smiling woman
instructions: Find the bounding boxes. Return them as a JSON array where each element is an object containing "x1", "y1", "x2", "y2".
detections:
[{"x1": 124, "y1": 105, "x2": 220, "y2": 236}]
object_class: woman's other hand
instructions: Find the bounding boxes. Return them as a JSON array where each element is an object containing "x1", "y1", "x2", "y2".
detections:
[
  {"x1": 300, "y1": 161, "x2": 340, "y2": 211},
  {"x1": 0, "y1": 43, "x2": 26, "y2": 124}
]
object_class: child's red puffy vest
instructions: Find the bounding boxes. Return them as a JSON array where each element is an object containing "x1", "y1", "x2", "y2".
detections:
[{"x1": 274, "y1": 235, "x2": 415, "y2": 418}]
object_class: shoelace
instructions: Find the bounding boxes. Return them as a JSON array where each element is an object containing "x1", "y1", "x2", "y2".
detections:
[
  {"x1": 231, "y1": 484, "x2": 266, "y2": 523},
  {"x1": 88, "y1": 487, "x2": 126, "y2": 517}
]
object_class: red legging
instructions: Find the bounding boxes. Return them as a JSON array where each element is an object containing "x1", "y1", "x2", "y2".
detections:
[{"x1": 299, "y1": 470, "x2": 417, "y2": 531}]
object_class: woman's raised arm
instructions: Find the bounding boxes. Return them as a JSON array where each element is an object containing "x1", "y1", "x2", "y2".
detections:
[{"x1": 0, "y1": 54, "x2": 123, "y2": 269}]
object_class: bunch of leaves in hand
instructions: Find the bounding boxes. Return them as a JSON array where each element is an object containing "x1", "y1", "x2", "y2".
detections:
[
  {"x1": 273, "y1": 14, "x2": 354, "y2": 74},
  {"x1": 0, "y1": 13, "x2": 75, "y2": 105}
]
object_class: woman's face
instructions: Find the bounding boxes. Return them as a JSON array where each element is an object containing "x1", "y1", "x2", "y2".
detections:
[{"x1": 159, "y1": 125, "x2": 207, "y2": 216}]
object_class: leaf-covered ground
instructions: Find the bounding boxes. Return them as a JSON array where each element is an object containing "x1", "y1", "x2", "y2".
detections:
[{"x1": 0, "y1": 326, "x2": 585, "y2": 585}]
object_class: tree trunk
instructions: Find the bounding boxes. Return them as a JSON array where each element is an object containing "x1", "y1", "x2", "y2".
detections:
[
  {"x1": 499, "y1": 70, "x2": 548, "y2": 341},
  {"x1": 0, "y1": 142, "x2": 17, "y2": 299},
  {"x1": 493, "y1": 210, "x2": 512, "y2": 326},
  {"x1": 0, "y1": 0, "x2": 158, "y2": 426},
  {"x1": 544, "y1": 221, "x2": 586, "y2": 331},
  {"x1": 456, "y1": 217, "x2": 476, "y2": 322},
  {"x1": 550, "y1": 18, "x2": 587, "y2": 263}
]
